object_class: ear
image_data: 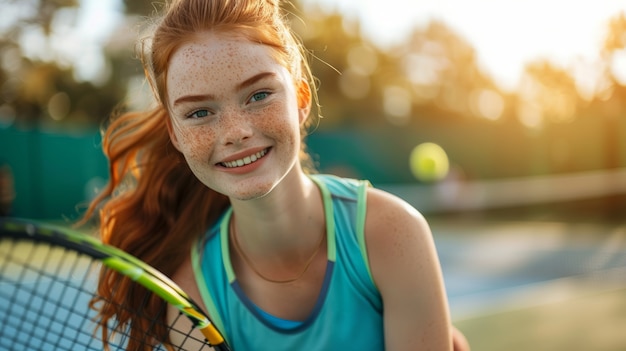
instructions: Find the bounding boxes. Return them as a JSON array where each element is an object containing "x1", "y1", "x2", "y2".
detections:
[
  {"x1": 166, "y1": 117, "x2": 181, "y2": 152},
  {"x1": 296, "y1": 78, "x2": 312, "y2": 124}
]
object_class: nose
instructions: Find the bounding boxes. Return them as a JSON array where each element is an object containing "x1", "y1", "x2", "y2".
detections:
[{"x1": 219, "y1": 108, "x2": 253, "y2": 145}]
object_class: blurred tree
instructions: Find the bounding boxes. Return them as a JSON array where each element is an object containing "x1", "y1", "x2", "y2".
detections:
[
  {"x1": 0, "y1": 0, "x2": 126, "y2": 129},
  {"x1": 388, "y1": 20, "x2": 504, "y2": 126},
  {"x1": 516, "y1": 60, "x2": 580, "y2": 128},
  {"x1": 6, "y1": 58, "x2": 121, "y2": 127},
  {"x1": 296, "y1": 11, "x2": 386, "y2": 129},
  {"x1": 0, "y1": 0, "x2": 78, "y2": 35},
  {"x1": 603, "y1": 12, "x2": 626, "y2": 53},
  {"x1": 597, "y1": 11, "x2": 626, "y2": 170},
  {"x1": 294, "y1": 8, "x2": 504, "y2": 130},
  {"x1": 123, "y1": 0, "x2": 160, "y2": 16},
  {"x1": 600, "y1": 11, "x2": 626, "y2": 105}
]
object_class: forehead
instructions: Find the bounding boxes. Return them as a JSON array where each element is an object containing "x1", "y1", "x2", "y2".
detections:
[{"x1": 166, "y1": 32, "x2": 283, "y2": 98}]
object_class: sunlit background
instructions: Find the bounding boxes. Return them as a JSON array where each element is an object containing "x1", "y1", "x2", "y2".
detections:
[{"x1": 1, "y1": 0, "x2": 626, "y2": 350}]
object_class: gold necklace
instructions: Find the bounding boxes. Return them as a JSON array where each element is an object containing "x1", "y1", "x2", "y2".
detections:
[{"x1": 230, "y1": 219, "x2": 325, "y2": 284}]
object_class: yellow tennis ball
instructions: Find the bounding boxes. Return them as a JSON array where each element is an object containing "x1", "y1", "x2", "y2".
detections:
[{"x1": 409, "y1": 142, "x2": 449, "y2": 182}]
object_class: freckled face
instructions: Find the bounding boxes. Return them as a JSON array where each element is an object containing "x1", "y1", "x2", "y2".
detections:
[{"x1": 166, "y1": 32, "x2": 306, "y2": 200}]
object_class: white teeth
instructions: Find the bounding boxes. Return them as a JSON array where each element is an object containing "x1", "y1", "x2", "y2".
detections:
[{"x1": 222, "y1": 149, "x2": 267, "y2": 168}]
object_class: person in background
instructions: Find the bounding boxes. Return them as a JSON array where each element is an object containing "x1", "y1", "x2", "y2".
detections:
[
  {"x1": 0, "y1": 160, "x2": 15, "y2": 217},
  {"x1": 82, "y1": 0, "x2": 470, "y2": 350}
]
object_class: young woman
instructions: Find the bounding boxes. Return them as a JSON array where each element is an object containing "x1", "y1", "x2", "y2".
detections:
[{"x1": 84, "y1": 0, "x2": 469, "y2": 350}]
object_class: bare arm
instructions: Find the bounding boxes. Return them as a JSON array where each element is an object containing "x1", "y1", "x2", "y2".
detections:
[{"x1": 365, "y1": 188, "x2": 452, "y2": 351}]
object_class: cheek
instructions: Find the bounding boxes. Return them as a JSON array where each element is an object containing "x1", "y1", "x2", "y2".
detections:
[
  {"x1": 257, "y1": 103, "x2": 301, "y2": 142},
  {"x1": 175, "y1": 126, "x2": 217, "y2": 160}
]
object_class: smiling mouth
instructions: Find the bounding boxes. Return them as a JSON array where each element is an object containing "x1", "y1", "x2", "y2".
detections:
[{"x1": 220, "y1": 148, "x2": 269, "y2": 168}]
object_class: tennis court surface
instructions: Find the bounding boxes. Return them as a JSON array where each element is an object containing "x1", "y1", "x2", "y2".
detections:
[{"x1": 433, "y1": 219, "x2": 626, "y2": 351}]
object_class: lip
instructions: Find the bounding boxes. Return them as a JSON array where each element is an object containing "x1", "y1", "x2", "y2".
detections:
[
  {"x1": 216, "y1": 146, "x2": 271, "y2": 173},
  {"x1": 218, "y1": 146, "x2": 269, "y2": 164}
]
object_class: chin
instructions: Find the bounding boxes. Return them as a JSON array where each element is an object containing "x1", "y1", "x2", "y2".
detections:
[
  {"x1": 230, "y1": 187, "x2": 273, "y2": 201},
  {"x1": 225, "y1": 178, "x2": 278, "y2": 201}
]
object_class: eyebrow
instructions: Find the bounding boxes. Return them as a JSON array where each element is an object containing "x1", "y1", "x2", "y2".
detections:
[
  {"x1": 236, "y1": 71, "x2": 277, "y2": 91},
  {"x1": 173, "y1": 93, "x2": 216, "y2": 106},
  {"x1": 172, "y1": 72, "x2": 278, "y2": 107}
]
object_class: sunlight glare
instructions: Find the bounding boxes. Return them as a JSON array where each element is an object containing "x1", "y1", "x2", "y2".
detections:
[
  {"x1": 302, "y1": 0, "x2": 626, "y2": 92},
  {"x1": 610, "y1": 49, "x2": 626, "y2": 85}
]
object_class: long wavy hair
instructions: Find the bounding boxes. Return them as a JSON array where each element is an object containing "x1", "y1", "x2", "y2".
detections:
[{"x1": 81, "y1": 0, "x2": 318, "y2": 349}]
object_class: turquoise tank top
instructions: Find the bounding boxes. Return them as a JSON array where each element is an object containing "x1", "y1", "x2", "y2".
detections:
[{"x1": 191, "y1": 174, "x2": 384, "y2": 350}]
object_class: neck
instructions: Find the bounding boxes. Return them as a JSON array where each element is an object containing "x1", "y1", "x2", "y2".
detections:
[{"x1": 229, "y1": 173, "x2": 324, "y2": 256}]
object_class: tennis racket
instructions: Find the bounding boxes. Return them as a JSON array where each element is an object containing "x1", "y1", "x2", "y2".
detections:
[{"x1": 0, "y1": 217, "x2": 231, "y2": 351}]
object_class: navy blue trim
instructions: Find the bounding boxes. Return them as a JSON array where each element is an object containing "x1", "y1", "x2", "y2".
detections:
[
  {"x1": 252, "y1": 304, "x2": 304, "y2": 329},
  {"x1": 230, "y1": 260, "x2": 335, "y2": 334}
]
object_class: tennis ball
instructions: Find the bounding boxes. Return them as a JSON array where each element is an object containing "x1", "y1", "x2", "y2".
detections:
[{"x1": 409, "y1": 142, "x2": 449, "y2": 182}]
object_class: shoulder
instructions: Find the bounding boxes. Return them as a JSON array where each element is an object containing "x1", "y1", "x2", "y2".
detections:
[
  {"x1": 362, "y1": 187, "x2": 437, "y2": 287},
  {"x1": 364, "y1": 187, "x2": 430, "y2": 242},
  {"x1": 362, "y1": 188, "x2": 452, "y2": 349}
]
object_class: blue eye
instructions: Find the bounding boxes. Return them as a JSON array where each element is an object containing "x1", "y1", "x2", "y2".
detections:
[
  {"x1": 187, "y1": 109, "x2": 209, "y2": 119},
  {"x1": 250, "y1": 91, "x2": 270, "y2": 102}
]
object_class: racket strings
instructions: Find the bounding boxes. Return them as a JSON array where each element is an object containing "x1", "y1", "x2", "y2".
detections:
[
  {"x1": 0, "y1": 237, "x2": 212, "y2": 351},
  {"x1": 98, "y1": 266, "x2": 216, "y2": 350},
  {"x1": 101, "y1": 272, "x2": 214, "y2": 351},
  {"x1": 0, "y1": 238, "x2": 104, "y2": 350},
  {"x1": 95, "y1": 271, "x2": 195, "y2": 351}
]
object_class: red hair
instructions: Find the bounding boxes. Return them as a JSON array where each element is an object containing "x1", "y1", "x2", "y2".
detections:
[{"x1": 81, "y1": 0, "x2": 317, "y2": 349}]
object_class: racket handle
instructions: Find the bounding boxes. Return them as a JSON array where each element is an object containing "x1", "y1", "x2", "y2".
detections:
[{"x1": 199, "y1": 325, "x2": 226, "y2": 347}]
